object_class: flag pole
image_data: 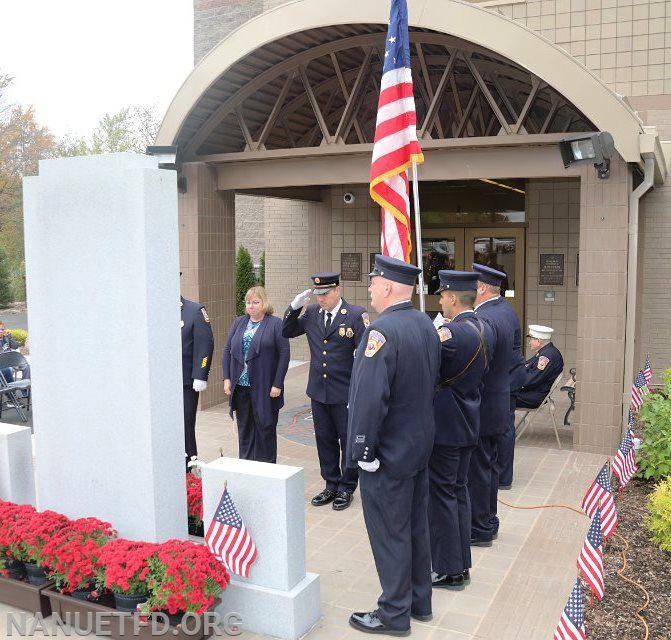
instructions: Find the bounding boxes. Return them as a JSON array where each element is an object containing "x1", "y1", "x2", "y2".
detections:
[{"x1": 411, "y1": 161, "x2": 425, "y2": 312}]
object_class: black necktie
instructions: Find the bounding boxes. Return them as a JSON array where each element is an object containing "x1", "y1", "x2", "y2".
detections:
[{"x1": 325, "y1": 312, "x2": 332, "y2": 331}]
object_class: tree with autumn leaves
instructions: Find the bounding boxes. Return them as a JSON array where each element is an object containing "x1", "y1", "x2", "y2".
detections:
[{"x1": 0, "y1": 70, "x2": 160, "y2": 304}]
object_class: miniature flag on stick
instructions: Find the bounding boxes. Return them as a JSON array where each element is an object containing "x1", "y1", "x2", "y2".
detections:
[
  {"x1": 577, "y1": 507, "x2": 604, "y2": 601},
  {"x1": 581, "y1": 463, "x2": 618, "y2": 539},
  {"x1": 630, "y1": 370, "x2": 648, "y2": 412},
  {"x1": 611, "y1": 424, "x2": 638, "y2": 488},
  {"x1": 642, "y1": 353, "x2": 653, "y2": 384},
  {"x1": 554, "y1": 578, "x2": 586, "y2": 640}
]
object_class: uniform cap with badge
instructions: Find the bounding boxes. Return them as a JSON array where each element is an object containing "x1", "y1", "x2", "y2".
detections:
[
  {"x1": 311, "y1": 272, "x2": 340, "y2": 295},
  {"x1": 527, "y1": 324, "x2": 554, "y2": 340},
  {"x1": 369, "y1": 254, "x2": 422, "y2": 285},
  {"x1": 472, "y1": 263, "x2": 507, "y2": 286},
  {"x1": 436, "y1": 270, "x2": 479, "y2": 292}
]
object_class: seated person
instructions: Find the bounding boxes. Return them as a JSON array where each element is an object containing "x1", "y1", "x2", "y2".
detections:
[
  {"x1": 0, "y1": 322, "x2": 19, "y2": 383},
  {"x1": 514, "y1": 324, "x2": 564, "y2": 409}
]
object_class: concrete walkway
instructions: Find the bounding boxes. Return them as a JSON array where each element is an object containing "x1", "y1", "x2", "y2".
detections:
[{"x1": 0, "y1": 364, "x2": 605, "y2": 639}]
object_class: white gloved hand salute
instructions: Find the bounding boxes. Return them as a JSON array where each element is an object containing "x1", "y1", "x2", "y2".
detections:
[
  {"x1": 358, "y1": 459, "x2": 380, "y2": 472},
  {"x1": 291, "y1": 289, "x2": 312, "y2": 310},
  {"x1": 193, "y1": 379, "x2": 207, "y2": 393}
]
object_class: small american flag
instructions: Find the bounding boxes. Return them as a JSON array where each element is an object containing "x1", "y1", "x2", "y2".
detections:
[
  {"x1": 554, "y1": 579, "x2": 586, "y2": 640},
  {"x1": 370, "y1": 0, "x2": 424, "y2": 262},
  {"x1": 643, "y1": 354, "x2": 653, "y2": 384},
  {"x1": 206, "y1": 486, "x2": 257, "y2": 578},
  {"x1": 630, "y1": 370, "x2": 649, "y2": 412},
  {"x1": 581, "y1": 463, "x2": 618, "y2": 539},
  {"x1": 611, "y1": 426, "x2": 638, "y2": 488},
  {"x1": 577, "y1": 507, "x2": 604, "y2": 600}
]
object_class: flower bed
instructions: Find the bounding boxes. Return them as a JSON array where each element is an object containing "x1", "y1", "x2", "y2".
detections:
[{"x1": 187, "y1": 472, "x2": 204, "y2": 537}]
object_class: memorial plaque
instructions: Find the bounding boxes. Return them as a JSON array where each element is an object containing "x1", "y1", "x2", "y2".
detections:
[
  {"x1": 341, "y1": 252, "x2": 362, "y2": 281},
  {"x1": 539, "y1": 253, "x2": 565, "y2": 286}
]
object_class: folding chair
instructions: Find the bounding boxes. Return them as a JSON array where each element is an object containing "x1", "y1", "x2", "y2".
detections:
[
  {"x1": 515, "y1": 372, "x2": 564, "y2": 448},
  {"x1": 0, "y1": 351, "x2": 31, "y2": 423}
]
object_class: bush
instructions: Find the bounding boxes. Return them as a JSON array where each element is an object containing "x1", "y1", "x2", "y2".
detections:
[
  {"x1": 645, "y1": 476, "x2": 671, "y2": 553},
  {"x1": 8, "y1": 329, "x2": 27, "y2": 346},
  {"x1": 638, "y1": 368, "x2": 671, "y2": 481},
  {"x1": 235, "y1": 246, "x2": 257, "y2": 316},
  {"x1": 0, "y1": 248, "x2": 12, "y2": 307},
  {"x1": 258, "y1": 251, "x2": 265, "y2": 287}
]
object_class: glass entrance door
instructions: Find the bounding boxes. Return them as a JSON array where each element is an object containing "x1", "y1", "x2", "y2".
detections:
[{"x1": 417, "y1": 229, "x2": 465, "y2": 314}]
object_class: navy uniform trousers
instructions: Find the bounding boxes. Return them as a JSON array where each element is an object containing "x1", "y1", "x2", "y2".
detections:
[
  {"x1": 311, "y1": 401, "x2": 356, "y2": 493},
  {"x1": 183, "y1": 385, "x2": 200, "y2": 461},
  {"x1": 360, "y1": 466, "x2": 432, "y2": 629}
]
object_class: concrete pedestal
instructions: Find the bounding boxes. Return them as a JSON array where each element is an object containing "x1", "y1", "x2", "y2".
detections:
[
  {"x1": 0, "y1": 424, "x2": 35, "y2": 505},
  {"x1": 22, "y1": 153, "x2": 186, "y2": 541},
  {"x1": 203, "y1": 458, "x2": 320, "y2": 640}
]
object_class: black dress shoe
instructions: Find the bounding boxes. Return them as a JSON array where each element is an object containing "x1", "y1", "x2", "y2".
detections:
[
  {"x1": 499, "y1": 484, "x2": 512, "y2": 490},
  {"x1": 410, "y1": 611, "x2": 432, "y2": 622},
  {"x1": 462, "y1": 569, "x2": 471, "y2": 585},
  {"x1": 349, "y1": 611, "x2": 410, "y2": 636},
  {"x1": 470, "y1": 535, "x2": 493, "y2": 547},
  {"x1": 311, "y1": 489, "x2": 336, "y2": 506},
  {"x1": 332, "y1": 491, "x2": 353, "y2": 511},
  {"x1": 432, "y1": 572, "x2": 465, "y2": 590}
]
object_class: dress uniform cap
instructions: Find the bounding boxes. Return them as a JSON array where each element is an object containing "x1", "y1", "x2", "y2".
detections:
[
  {"x1": 528, "y1": 324, "x2": 553, "y2": 340},
  {"x1": 436, "y1": 270, "x2": 479, "y2": 293},
  {"x1": 369, "y1": 254, "x2": 421, "y2": 285},
  {"x1": 311, "y1": 272, "x2": 340, "y2": 295},
  {"x1": 472, "y1": 262, "x2": 507, "y2": 286}
]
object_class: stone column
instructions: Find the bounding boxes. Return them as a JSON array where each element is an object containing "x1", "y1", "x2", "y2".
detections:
[
  {"x1": 23, "y1": 153, "x2": 186, "y2": 541},
  {"x1": 573, "y1": 156, "x2": 630, "y2": 455},
  {"x1": 0, "y1": 424, "x2": 35, "y2": 505}
]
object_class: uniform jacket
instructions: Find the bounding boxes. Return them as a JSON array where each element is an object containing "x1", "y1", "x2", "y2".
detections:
[
  {"x1": 181, "y1": 297, "x2": 214, "y2": 386},
  {"x1": 0, "y1": 335, "x2": 18, "y2": 352},
  {"x1": 516, "y1": 342, "x2": 564, "y2": 407},
  {"x1": 474, "y1": 296, "x2": 518, "y2": 436},
  {"x1": 282, "y1": 299, "x2": 366, "y2": 405},
  {"x1": 222, "y1": 314, "x2": 290, "y2": 428},
  {"x1": 347, "y1": 301, "x2": 441, "y2": 479},
  {"x1": 433, "y1": 311, "x2": 493, "y2": 448}
]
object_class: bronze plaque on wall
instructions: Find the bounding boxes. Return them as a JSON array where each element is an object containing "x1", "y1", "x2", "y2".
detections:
[
  {"x1": 341, "y1": 252, "x2": 362, "y2": 281},
  {"x1": 539, "y1": 253, "x2": 565, "y2": 286}
]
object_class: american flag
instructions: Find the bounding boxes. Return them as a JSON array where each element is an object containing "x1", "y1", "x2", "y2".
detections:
[
  {"x1": 206, "y1": 487, "x2": 257, "y2": 578},
  {"x1": 643, "y1": 354, "x2": 653, "y2": 384},
  {"x1": 369, "y1": 0, "x2": 424, "y2": 262},
  {"x1": 612, "y1": 426, "x2": 638, "y2": 488},
  {"x1": 581, "y1": 462, "x2": 618, "y2": 539},
  {"x1": 630, "y1": 370, "x2": 648, "y2": 412},
  {"x1": 577, "y1": 507, "x2": 604, "y2": 600},
  {"x1": 554, "y1": 579, "x2": 586, "y2": 640}
]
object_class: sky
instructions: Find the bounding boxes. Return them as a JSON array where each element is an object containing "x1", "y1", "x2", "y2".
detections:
[{"x1": 1, "y1": 0, "x2": 194, "y2": 138}]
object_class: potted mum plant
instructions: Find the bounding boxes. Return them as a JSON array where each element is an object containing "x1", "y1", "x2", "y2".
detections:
[
  {"x1": 40, "y1": 517, "x2": 116, "y2": 601},
  {"x1": 140, "y1": 539, "x2": 230, "y2": 625},
  {"x1": 186, "y1": 473, "x2": 204, "y2": 537},
  {"x1": 98, "y1": 539, "x2": 161, "y2": 612},
  {"x1": 0, "y1": 501, "x2": 37, "y2": 580}
]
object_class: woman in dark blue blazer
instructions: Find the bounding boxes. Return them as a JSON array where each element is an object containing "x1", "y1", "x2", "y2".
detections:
[{"x1": 222, "y1": 287, "x2": 290, "y2": 463}]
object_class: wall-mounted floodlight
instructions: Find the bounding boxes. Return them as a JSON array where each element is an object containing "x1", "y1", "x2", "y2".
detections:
[
  {"x1": 146, "y1": 145, "x2": 179, "y2": 170},
  {"x1": 559, "y1": 132, "x2": 615, "y2": 179}
]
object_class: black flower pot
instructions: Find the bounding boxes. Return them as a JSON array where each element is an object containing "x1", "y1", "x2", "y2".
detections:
[
  {"x1": 113, "y1": 591, "x2": 149, "y2": 612},
  {"x1": 3, "y1": 558, "x2": 26, "y2": 581},
  {"x1": 188, "y1": 519, "x2": 204, "y2": 537},
  {"x1": 24, "y1": 561, "x2": 48, "y2": 586},
  {"x1": 159, "y1": 610, "x2": 186, "y2": 627},
  {"x1": 71, "y1": 586, "x2": 95, "y2": 601}
]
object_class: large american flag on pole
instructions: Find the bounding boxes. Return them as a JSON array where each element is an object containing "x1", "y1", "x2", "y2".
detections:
[
  {"x1": 643, "y1": 354, "x2": 653, "y2": 384},
  {"x1": 206, "y1": 486, "x2": 258, "y2": 578},
  {"x1": 370, "y1": 0, "x2": 424, "y2": 262},
  {"x1": 630, "y1": 369, "x2": 648, "y2": 412},
  {"x1": 554, "y1": 579, "x2": 586, "y2": 640},
  {"x1": 581, "y1": 463, "x2": 618, "y2": 539},
  {"x1": 577, "y1": 507, "x2": 604, "y2": 600},
  {"x1": 611, "y1": 424, "x2": 638, "y2": 488}
]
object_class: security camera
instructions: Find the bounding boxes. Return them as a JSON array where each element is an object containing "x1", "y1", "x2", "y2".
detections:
[{"x1": 343, "y1": 192, "x2": 355, "y2": 205}]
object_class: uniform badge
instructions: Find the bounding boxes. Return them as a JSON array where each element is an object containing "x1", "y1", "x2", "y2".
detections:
[
  {"x1": 340, "y1": 308, "x2": 347, "y2": 314},
  {"x1": 537, "y1": 355, "x2": 549, "y2": 371},
  {"x1": 339, "y1": 327, "x2": 346, "y2": 337},
  {"x1": 346, "y1": 328, "x2": 354, "y2": 338},
  {"x1": 201, "y1": 357, "x2": 208, "y2": 368},
  {"x1": 200, "y1": 308, "x2": 210, "y2": 323},
  {"x1": 362, "y1": 312, "x2": 370, "y2": 327},
  {"x1": 355, "y1": 435, "x2": 365, "y2": 443},
  {"x1": 437, "y1": 326, "x2": 452, "y2": 342},
  {"x1": 314, "y1": 277, "x2": 321, "y2": 284},
  {"x1": 180, "y1": 320, "x2": 184, "y2": 328},
  {"x1": 365, "y1": 329, "x2": 386, "y2": 357}
]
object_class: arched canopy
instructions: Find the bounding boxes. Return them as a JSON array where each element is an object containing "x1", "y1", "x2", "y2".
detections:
[{"x1": 157, "y1": 0, "x2": 645, "y2": 162}]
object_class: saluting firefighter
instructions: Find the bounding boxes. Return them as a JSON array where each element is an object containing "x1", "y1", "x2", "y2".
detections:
[
  {"x1": 429, "y1": 270, "x2": 493, "y2": 591},
  {"x1": 181, "y1": 293, "x2": 215, "y2": 467},
  {"x1": 282, "y1": 273, "x2": 367, "y2": 511},
  {"x1": 347, "y1": 255, "x2": 441, "y2": 636},
  {"x1": 514, "y1": 324, "x2": 564, "y2": 408}
]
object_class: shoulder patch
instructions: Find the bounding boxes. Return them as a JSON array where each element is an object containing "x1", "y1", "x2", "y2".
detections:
[
  {"x1": 437, "y1": 326, "x2": 452, "y2": 343},
  {"x1": 200, "y1": 308, "x2": 210, "y2": 323},
  {"x1": 364, "y1": 329, "x2": 386, "y2": 358},
  {"x1": 537, "y1": 355, "x2": 549, "y2": 371},
  {"x1": 361, "y1": 312, "x2": 370, "y2": 327}
]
